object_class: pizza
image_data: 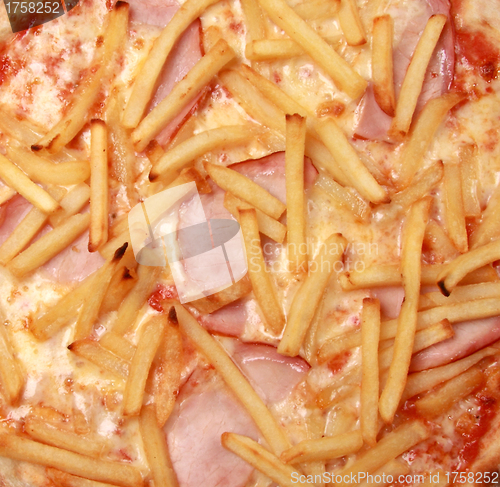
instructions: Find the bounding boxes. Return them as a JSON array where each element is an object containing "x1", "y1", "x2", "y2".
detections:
[{"x1": 0, "y1": 0, "x2": 499, "y2": 485}]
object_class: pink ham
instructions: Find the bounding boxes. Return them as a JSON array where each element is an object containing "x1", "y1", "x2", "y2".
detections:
[
  {"x1": 354, "y1": 0, "x2": 454, "y2": 140},
  {"x1": 198, "y1": 297, "x2": 249, "y2": 337},
  {"x1": 231, "y1": 341, "x2": 309, "y2": 404},
  {"x1": 371, "y1": 286, "x2": 405, "y2": 319},
  {"x1": 127, "y1": 0, "x2": 179, "y2": 27},
  {"x1": 410, "y1": 317, "x2": 500, "y2": 371},
  {"x1": 165, "y1": 368, "x2": 259, "y2": 487}
]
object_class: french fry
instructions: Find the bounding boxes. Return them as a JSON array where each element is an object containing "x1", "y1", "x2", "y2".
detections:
[
  {"x1": 389, "y1": 14, "x2": 447, "y2": 139},
  {"x1": 123, "y1": 315, "x2": 166, "y2": 416},
  {"x1": 280, "y1": 430, "x2": 363, "y2": 464},
  {"x1": 372, "y1": 15, "x2": 396, "y2": 116},
  {"x1": 334, "y1": 421, "x2": 430, "y2": 487},
  {"x1": 99, "y1": 228, "x2": 131, "y2": 260},
  {"x1": 49, "y1": 183, "x2": 91, "y2": 228},
  {"x1": 317, "y1": 328, "x2": 361, "y2": 364},
  {"x1": 415, "y1": 367, "x2": 485, "y2": 418},
  {"x1": 245, "y1": 39, "x2": 304, "y2": 61},
  {"x1": 150, "y1": 125, "x2": 258, "y2": 183},
  {"x1": 313, "y1": 118, "x2": 387, "y2": 204},
  {"x1": 205, "y1": 162, "x2": 286, "y2": 219},
  {"x1": 279, "y1": 233, "x2": 346, "y2": 356},
  {"x1": 112, "y1": 265, "x2": 162, "y2": 335},
  {"x1": 401, "y1": 346, "x2": 498, "y2": 402},
  {"x1": 470, "y1": 183, "x2": 500, "y2": 249},
  {"x1": 224, "y1": 193, "x2": 287, "y2": 243},
  {"x1": 459, "y1": 144, "x2": 481, "y2": 218},
  {"x1": 423, "y1": 219, "x2": 460, "y2": 264},
  {"x1": 122, "y1": 0, "x2": 219, "y2": 129},
  {"x1": 419, "y1": 282, "x2": 500, "y2": 310},
  {"x1": 24, "y1": 416, "x2": 107, "y2": 458},
  {"x1": 166, "y1": 167, "x2": 212, "y2": 194},
  {"x1": 442, "y1": 161, "x2": 468, "y2": 253},
  {"x1": 32, "y1": 2, "x2": 129, "y2": 153},
  {"x1": 286, "y1": 113, "x2": 307, "y2": 272},
  {"x1": 0, "y1": 185, "x2": 16, "y2": 206},
  {"x1": 139, "y1": 406, "x2": 178, "y2": 487},
  {"x1": 256, "y1": 0, "x2": 367, "y2": 99},
  {"x1": 132, "y1": 40, "x2": 236, "y2": 152},
  {"x1": 6, "y1": 145, "x2": 90, "y2": 186},
  {"x1": 175, "y1": 305, "x2": 290, "y2": 455},
  {"x1": 438, "y1": 239, "x2": 500, "y2": 296},
  {"x1": 361, "y1": 298, "x2": 381, "y2": 446},
  {"x1": 357, "y1": 459, "x2": 410, "y2": 487},
  {"x1": 293, "y1": 0, "x2": 340, "y2": 20},
  {"x1": 0, "y1": 153, "x2": 59, "y2": 214},
  {"x1": 145, "y1": 140, "x2": 165, "y2": 166},
  {"x1": 239, "y1": 208, "x2": 285, "y2": 334},
  {"x1": 149, "y1": 319, "x2": 183, "y2": 427},
  {"x1": 8, "y1": 213, "x2": 90, "y2": 278},
  {"x1": 99, "y1": 267, "x2": 136, "y2": 315},
  {"x1": 68, "y1": 339, "x2": 129, "y2": 379},
  {"x1": 338, "y1": 0, "x2": 366, "y2": 46},
  {"x1": 0, "y1": 433, "x2": 142, "y2": 487},
  {"x1": 396, "y1": 92, "x2": 465, "y2": 188},
  {"x1": 240, "y1": 0, "x2": 266, "y2": 42},
  {"x1": 89, "y1": 119, "x2": 109, "y2": 253},
  {"x1": 222, "y1": 433, "x2": 303, "y2": 487},
  {"x1": 98, "y1": 332, "x2": 136, "y2": 362},
  {"x1": 47, "y1": 468, "x2": 119, "y2": 487},
  {"x1": 380, "y1": 197, "x2": 430, "y2": 423},
  {"x1": 0, "y1": 315, "x2": 23, "y2": 405}
]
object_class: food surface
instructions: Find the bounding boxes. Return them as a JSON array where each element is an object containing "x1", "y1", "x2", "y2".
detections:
[{"x1": 0, "y1": 0, "x2": 500, "y2": 486}]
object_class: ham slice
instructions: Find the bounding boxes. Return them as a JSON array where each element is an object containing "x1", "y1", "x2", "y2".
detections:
[
  {"x1": 165, "y1": 368, "x2": 259, "y2": 487},
  {"x1": 371, "y1": 286, "x2": 405, "y2": 319}
]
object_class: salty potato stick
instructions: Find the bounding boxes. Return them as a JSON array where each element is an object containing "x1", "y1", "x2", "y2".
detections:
[
  {"x1": 205, "y1": 162, "x2": 286, "y2": 219},
  {"x1": 0, "y1": 315, "x2": 24, "y2": 404},
  {"x1": 98, "y1": 332, "x2": 136, "y2": 362},
  {"x1": 338, "y1": 0, "x2": 366, "y2": 46},
  {"x1": 256, "y1": 0, "x2": 367, "y2": 99},
  {"x1": 423, "y1": 219, "x2": 460, "y2": 264},
  {"x1": 132, "y1": 40, "x2": 236, "y2": 152},
  {"x1": 279, "y1": 233, "x2": 347, "y2": 356},
  {"x1": 380, "y1": 197, "x2": 430, "y2": 423},
  {"x1": 420, "y1": 282, "x2": 500, "y2": 310},
  {"x1": 46, "y1": 469, "x2": 119, "y2": 487},
  {"x1": 442, "y1": 161, "x2": 467, "y2": 253},
  {"x1": 317, "y1": 329, "x2": 361, "y2": 364},
  {"x1": 245, "y1": 39, "x2": 304, "y2": 61},
  {"x1": 460, "y1": 144, "x2": 481, "y2": 218},
  {"x1": 150, "y1": 125, "x2": 257, "y2": 183},
  {"x1": 286, "y1": 113, "x2": 307, "y2": 273},
  {"x1": 357, "y1": 459, "x2": 410, "y2": 487},
  {"x1": 8, "y1": 213, "x2": 90, "y2": 278},
  {"x1": 471, "y1": 183, "x2": 500, "y2": 249},
  {"x1": 123, "y1": 315, "x2": 166, "y2": 416},
  {"x1": 293, "y1": 0, "x2": 340, "y2": 20},
  {"x1": 240, "y1": 0, "x2": 266, "y2": 42},
  {"x1": 389, "y1": 15, "x2": 447, "y2": 139},
  {"x1": 175, "y1": 305, "x2": 290, "y2": 455},
  {"x1": 122, "y1": 0, "x2": 219, "y2": 128},
  {"x1": 0, "y1": 186, "x2": 16, "y2": 205},
  {"x1": 139, "y1": 406, "x2": 179, "y2": 487},
  {"x1": 438, "y1": 239, "x2": 500, "y2": 296},
  {"x1": 239, "y1": 208, "x2": 285, "y2": 334},
  {"x1": 361, "y1": 298, "x2": 381, "y2": 446},
  {"x1": 49, "y1": 183, "x2": 91, "y2": 228},
  {"x1": 166, "y1": 167, "x2": 212, "y2": 194},
  {"x1": 99, "y1": 266, "x2": 137, "y2": 315},
  {"x1": 372, "y1": 15, "x2": 396, "y2": 116}
]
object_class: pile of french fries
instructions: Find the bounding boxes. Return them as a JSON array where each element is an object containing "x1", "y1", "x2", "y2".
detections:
[{"x1": 0, "y1": 0, "x2": 499, "y2": 485}]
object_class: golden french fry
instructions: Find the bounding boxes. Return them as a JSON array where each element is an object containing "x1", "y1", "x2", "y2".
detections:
[
  {"x1": 150, "y1": 125, "x2": 258, "y2": 183},
  {"x1": 438, "y1": 239, "x2": 500, "y2": 296},
  {"x1": 389, "y1": 14, "x2": 447, "y2": 139},
  {"x1": 313, "y1": 118, "x2": 387, "y2": 204},
  {"x1": 69, "y1": 339, "x2": 129, "y2": 379},
  {"x1": 139, "y1": 406, "x2": 178, "y2": 487},
  {"x1": 471, "y1": 181, "x2": 500, "y2": 249},
  {"x1": 0, "y1": 153, "x2": 59, "y2": 214},
  {"x1": 99, "y1": 267, "x2": 137, "y2": 315},
  {"x1": 240, "y1": 0, "x2": 266, "y2": 42},
  {"x1": 239, "y1": 208, "x2": 285, "y2": 334},
  {"x1": 293, "y1": 0, "x2": 340, "y2": 20},
  {"x1": 49, "y1": 183, "x2": 91, "y2": 228},
  {"x1": 280, "y1": 430, "x2": 363, "y2": 464},
  {"x1": 420, "y1": 282, "x2": 500, "y2": 310},
  {"x1": 256, "y1": 0, "x2": 367, "y2": 98},
  {"x1": 224, "y1": 193, "x2": 287, "y2": 243},
  {"x1": 89, "y1": 119, "x2": 109, "y2": 253},
  {"x1": 0, "y1": 433, "x2": 142, "y2": 487},
  {"x1": 380, "y1": 197, "x2": 430, "y2": 423},
  {"x1": 318, "y1": 328, "x2": 361, "y2": 364},
  {"x1": 423, "y1": 219, "x2": 460, "y2": 264},
  {"x1": 122, "y1": 0, "x2": 219, "y2": 128},
  {"x1": 33, "y1": 3, "x2": 129, "y2": 153},
  {"x1": 442, "y1": 161, "x2": 468, "y2": 253},
  {"x1": 123, "y1": 315, "x2": 166, "y2": 416},
  {"x1": 395, "y1": 92, "x2": 465, "y2": 188},
  {"x1": 334, "y1": 421, "x2": 430, "y2": 487},
  {"x1": 145, "y1": 140, "x2": 165, "y2": 166},
  {"x1": 175, "y1": 305, "x2": 290, "y2": 455},
  {"x1": 372, "y1": 15, "x2": 395, "y2": 116},
  {"x1": 358, "y1": 460, "x2": 411, "y2": 487},
  {"x1": 338, "y1": 0, "x2": 366, "y2": 46},
  {"x1": 8, "y1": 213, "x2": 90, "y2": 278},
  {"x1": 221, "y1": 433, "x2": 303, "y2": 487},
  {"x1": 132, "y1": 39, "x2": 236, "y2": 152},
  {"x1": 99, "y1": 228, "x2": 131, "y2": 260},
  {"x1": 245, "y1": 39, "x2": 304, "y2": 61},
  {"x1": 415, "y1": 367, "x2": 485, "y2": 418},
  {"x1": 7, "y1": 145, "x2": 90, "y2": 185},
  {"x1": 280, "y1": 233, "x2": 346, "y2": 356},
  {"x1": 166, "y1": 167, "x2": 212, "y2": 194},
  {"x1": 47, "y1": 468, "x2": 119, "y2": 487},
  {"x1": 24, "y1": 416, "x2": 107, "y2": 458},
  {"x1": 401, "y1": 347, "x2": 498, "y2": 402},
  {"x1": 286, "y1": 113, "x2": 308, "y2": 272},
  {"x1": 361, "y1": 298, "x2": 381, "y2": 446},
  {"x1": 0, "y1": 317, "x2": 23, "y2": 405},
  {"x1": 205, "y1": 162, "x2": 286, "y2": 219},
  {"x1": 0, "y1": 185, "x2": 16, "y2": 206},
  {"x1": 459, "y1": 144, "x2": 481, "y2": 218},
  {"x1": 98, "y1": 332, "x2": 136, "y2": 362}
]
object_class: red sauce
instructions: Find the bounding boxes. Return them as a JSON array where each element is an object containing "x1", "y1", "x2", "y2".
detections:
[
  {"x1": 148, "y1": 284, "x2": 178, "y2": 312},
  {"x1": 455, "y1": 31, "x2": 500, "y2": 82},
  {"x1": 327, "y1": 351, "x2": 351, "y2": 374}
]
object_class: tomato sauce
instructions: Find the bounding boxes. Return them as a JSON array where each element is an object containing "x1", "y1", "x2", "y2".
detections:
[
  {"x1": 455, "y1": 31, "x2": 500, "y2": 82},
  {"x1": 148, "y1": 284, "x2": 178, "y2": 313}
]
